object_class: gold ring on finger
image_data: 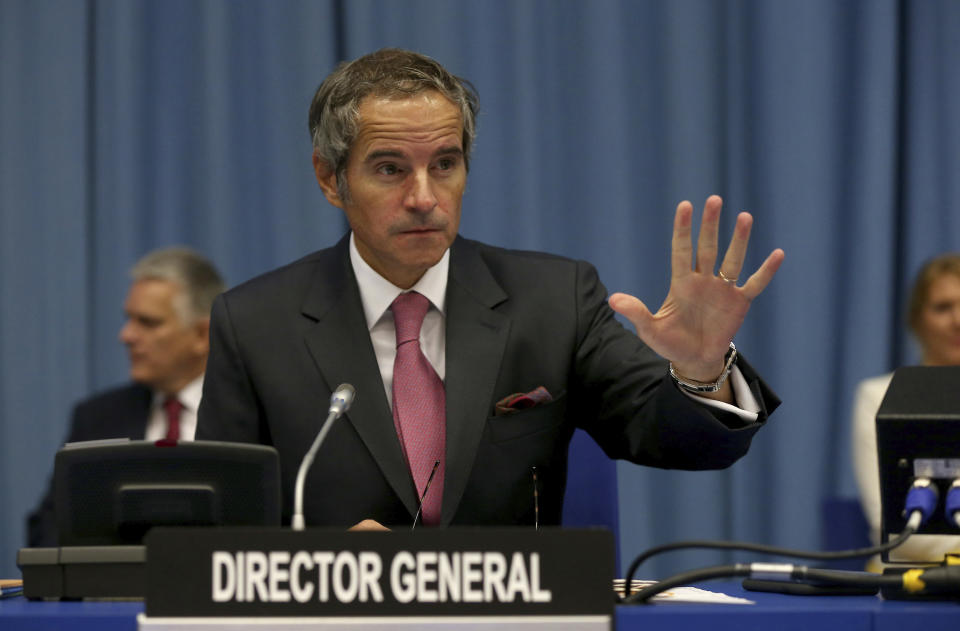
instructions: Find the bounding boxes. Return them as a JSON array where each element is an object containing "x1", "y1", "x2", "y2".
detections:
[{"x1": 718, "y1": 270, "x2": 738, "y2": 285}]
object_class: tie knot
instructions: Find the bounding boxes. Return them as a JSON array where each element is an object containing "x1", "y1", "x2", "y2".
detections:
[{"x1": 391, "y1": 291, "x2": 430, "y2": 346}]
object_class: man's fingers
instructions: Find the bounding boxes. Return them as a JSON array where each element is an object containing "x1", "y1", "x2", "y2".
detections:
[
  {"x1": 609, "y1": 292, "x2": 654, "y2": 339},
  {"x1": 718, "y1": 212, "x2": 753, "y2": 283},
  {"x1": 348, "y1": 519, "x2": 391, "y2": 531},
  {"x1": 695, "y1": 195, "x2": 723, "y2": 274},
  {"x1": 741, "y1": 248, "x2": 786, "y2": 300},
  {"x1": 671, "y1": 201, "x2": 694, "y2": 281}
]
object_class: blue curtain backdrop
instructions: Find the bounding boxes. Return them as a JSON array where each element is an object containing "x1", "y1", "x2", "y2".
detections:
[{"x1": 2, "y1": 0, "x2": 959, "y2": 579}]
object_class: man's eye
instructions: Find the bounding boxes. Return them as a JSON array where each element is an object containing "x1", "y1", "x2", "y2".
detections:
[
  {"x1": 436, "y1": 158, "x2": 456, "y2": 171},
  {"x1": 377, "y1": 164, "x2": 400, "y2": 175}
]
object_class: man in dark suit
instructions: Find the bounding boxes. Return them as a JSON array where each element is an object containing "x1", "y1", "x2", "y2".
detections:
[
  {"x1": 26, "y1": 247, "x2": 225, "y2": 547},
  {"x1": 197, "y1": 49, "x2": 785, "y2": 530}
]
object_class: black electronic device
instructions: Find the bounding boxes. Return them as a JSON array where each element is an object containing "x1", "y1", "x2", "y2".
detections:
[
  {"x1": 53, "y1": 439, "x2": 281, "y2": 545},
  {"x1": 876, "y1": 366, "x2": 960, "y2": 563},
  {"x1": 18, "y1": 439, "x2": 281, "y2": 599}
]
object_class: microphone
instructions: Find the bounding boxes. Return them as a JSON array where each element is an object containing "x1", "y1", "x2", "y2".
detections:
[
  {"x1": 411, "y1": 459, "x2": 441, "y2": 530},
  {"x1": 532, "y1": 466, "x2": 540, "y2": 531},
  {"x1": 292, "y1": 384, "x2": 356, "y2": 531},
  {"x1": 329, "y1": 383, "x2": 355, "y2": 416}
]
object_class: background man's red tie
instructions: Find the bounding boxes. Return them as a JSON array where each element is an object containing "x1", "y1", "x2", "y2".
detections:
[
  {"x1": 390, "y1": 291, "x2": 445, "y2": 526},
  {"x1": 163, "y1": 396, "x2": 183, "y2": 442}
]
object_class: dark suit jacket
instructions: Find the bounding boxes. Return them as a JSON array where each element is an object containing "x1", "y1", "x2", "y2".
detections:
[
  {"x1": 197, "y1": 235, "x2": 779, "y2": 528},
  {"x1": 27, "y1": 383, "x2": 152, "y2": 547}
]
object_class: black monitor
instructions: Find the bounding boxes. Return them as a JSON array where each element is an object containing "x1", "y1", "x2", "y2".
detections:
[
  {"x1": 53, "y1": 440, "x2": 281, "y2": 546},
  {"x1": 876, "y1": 366, "x2": 960, "y2": 562}
]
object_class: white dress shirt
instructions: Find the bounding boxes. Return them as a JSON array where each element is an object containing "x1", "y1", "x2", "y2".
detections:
[
  {"x1": 348, "y1": 233, "x2": 759, "y2": 419},
  {"x1": 350, "y1": 233, "x2": 448, "y2": 408},
  {"x1": 144, "y1": 376, "x2": 203, "y2": 441}
]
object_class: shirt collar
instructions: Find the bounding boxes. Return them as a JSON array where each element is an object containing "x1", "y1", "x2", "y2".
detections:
[
  {"x1": 152, "y1": 375, "x2": 204, "y2": 412},
  {"x1": 349, "y1": 232, "x2": 449, "y2": 330}
]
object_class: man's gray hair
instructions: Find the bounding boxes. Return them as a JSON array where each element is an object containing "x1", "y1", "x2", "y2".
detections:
[
  {"x1": 130, "y1": 247, "x2": 225, "y2": 324},
  {"x1": 308, "y1": 48, "x2": 480, "y2": 199}
]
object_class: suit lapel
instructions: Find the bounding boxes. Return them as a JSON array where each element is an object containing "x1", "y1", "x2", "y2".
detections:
[
  {"x1": 300, "y1": 237, "x2": 420, "y2": 515},
  {"x1": 442, "y1": 238, "x2": 510, "y2": 524}
]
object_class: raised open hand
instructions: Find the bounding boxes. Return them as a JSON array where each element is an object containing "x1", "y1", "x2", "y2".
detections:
[{"x1": 609, "y1": 195, "x2": 784, "y2": 389}]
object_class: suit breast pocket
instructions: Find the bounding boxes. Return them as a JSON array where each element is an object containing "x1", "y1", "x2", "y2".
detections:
[{"x1": 486, "y1": 392, "x2": 568, "y2": 444}]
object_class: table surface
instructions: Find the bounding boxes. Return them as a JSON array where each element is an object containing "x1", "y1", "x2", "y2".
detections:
[
  {"x1": 2, "y1": 581, "x2": 958, "y2": 630},
  {"x1": 617, "y1": 581, "x2": 960, "y2": 631}
]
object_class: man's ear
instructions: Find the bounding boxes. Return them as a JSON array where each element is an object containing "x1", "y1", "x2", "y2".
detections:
[
  {"x1": 313, "y1": 152, "x2": 344, "y2": 208},
  {"x1": 193, "y1": 317, "x2": 211, "y2": 357}
]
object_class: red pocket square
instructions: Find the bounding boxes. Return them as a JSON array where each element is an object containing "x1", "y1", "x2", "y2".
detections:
[{"x1": 495, "y1": 386, "x2": 553, "y2": 416}]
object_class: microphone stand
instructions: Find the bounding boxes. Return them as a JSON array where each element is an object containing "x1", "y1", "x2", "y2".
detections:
[
  {"x1": 411, "y1": 460, "x2": 441, "y2": 530},
  {"x1": 292, "y1": 384, "x2": 354, "y2": 531}
]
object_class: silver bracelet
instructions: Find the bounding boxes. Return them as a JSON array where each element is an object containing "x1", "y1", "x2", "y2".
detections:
[{"x1": 669, "y1": 342, "x2": 737, "y2": 393}]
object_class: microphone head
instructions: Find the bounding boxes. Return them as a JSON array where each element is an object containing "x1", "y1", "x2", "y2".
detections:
[{"x1": 330, "y1": 383, "x2": 356, "y2": 415}]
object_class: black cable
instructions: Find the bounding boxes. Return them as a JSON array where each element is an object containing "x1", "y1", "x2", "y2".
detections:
[
  {"x1": 622, "y1": 524, "x2": 916, "y2": 597},
  {"x1": 799, "y1": 567, "x2": 900, "y2": 588},
  {"x1": 623, "y1": 564, "x2": 751, "y2": 603},
  {"x1": 622, "y1": 564, "x2": 907, "y2": 604}
]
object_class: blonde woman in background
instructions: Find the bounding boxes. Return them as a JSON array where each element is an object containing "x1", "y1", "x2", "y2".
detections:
[{"x1": 852, "y1": 253, "x2": 960, "y2": 568}]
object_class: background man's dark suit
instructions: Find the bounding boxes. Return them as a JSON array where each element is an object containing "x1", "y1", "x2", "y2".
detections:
[
  {"x1": 27, "y1": 383, "x2": 152, "y2": 547},
  {"x1": 197, "y1": 234, "x2": 779, "y2": 528}
]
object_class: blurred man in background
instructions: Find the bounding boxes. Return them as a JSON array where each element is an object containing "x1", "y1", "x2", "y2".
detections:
[{"x1": 26, "y1": 247, "x2": 225, "y2": 547}]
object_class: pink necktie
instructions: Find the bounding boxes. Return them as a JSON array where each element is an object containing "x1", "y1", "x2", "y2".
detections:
[
  {"x1": 163, "y1": 396, "x2": 183, "y2": 442},
  {"x1": 390, "y1": 291, "x2": 445, "y2": 526}
]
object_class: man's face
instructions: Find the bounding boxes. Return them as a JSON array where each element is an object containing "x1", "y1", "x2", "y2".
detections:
[
  {"x1": 917, "y1": 273, "x2": 960, "y2": 366},
  {"x1": 118, "y1": 279, "x2": 209, "y2": 394},
  {"x1": 314, "y1": 91, "x2": 466, "y2": 288}
]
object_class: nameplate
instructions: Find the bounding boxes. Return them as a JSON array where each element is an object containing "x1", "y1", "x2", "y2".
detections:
[{"x1": 144, "y1": 527, "x2": 613, "y2": 617}]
